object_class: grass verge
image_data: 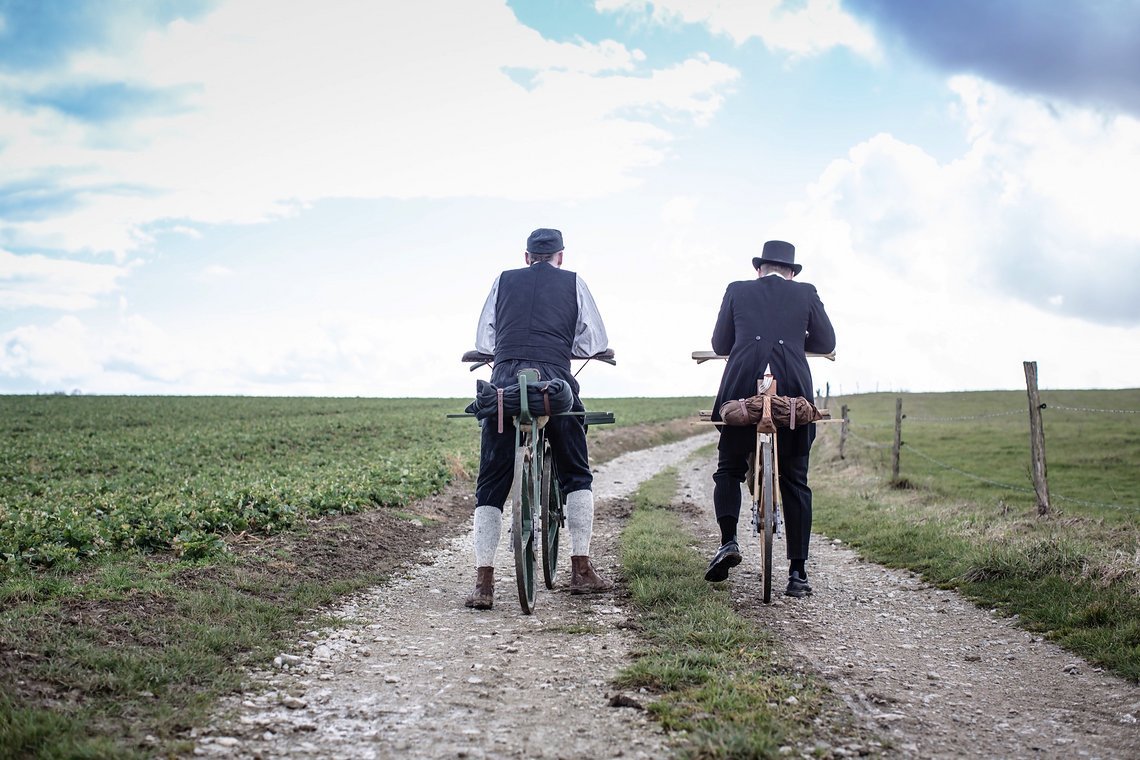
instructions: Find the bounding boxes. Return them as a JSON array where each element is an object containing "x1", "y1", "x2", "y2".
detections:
[
  {"x1": 617, "y1": 468, "x2": 827, "y2": 758},
  {"x1": 812, "y1": 431, "x2": 1140, "y2": 683}
]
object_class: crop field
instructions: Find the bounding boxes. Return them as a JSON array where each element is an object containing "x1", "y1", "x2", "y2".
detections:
[{"x1": 0, "y1": 395, "x2": 708, "y2": 571}]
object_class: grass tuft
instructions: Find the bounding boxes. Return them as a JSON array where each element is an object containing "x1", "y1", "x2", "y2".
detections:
[{"x1": 618, "y1": 468, "x2": 826, "y2": 758}]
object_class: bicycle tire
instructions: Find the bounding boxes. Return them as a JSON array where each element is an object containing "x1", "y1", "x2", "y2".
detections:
[
  {"x1": 512, "y1": 446, "x2": 537, "y2": 614},
  {"x1": 540, "y1": 440, "x2": 562, "y2": 590},
  {"x1": 760, "y1": 436, "x2": 776, "y2": 605}
]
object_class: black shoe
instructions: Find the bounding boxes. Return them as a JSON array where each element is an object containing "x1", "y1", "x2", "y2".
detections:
[
  {"x1": 705, "y1": 540, "x2": 742, "y2": 582},
  {"x1": 785, "y1": 570, "x2": 813, "y2": 598}
]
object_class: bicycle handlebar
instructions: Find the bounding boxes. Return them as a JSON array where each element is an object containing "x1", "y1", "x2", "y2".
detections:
[
  {"x1": 461, "y1": 349, "x2": 617, "y2": 371},
  {"x1": 691, "y1": 350, "x2": 835, "y2": 363}
]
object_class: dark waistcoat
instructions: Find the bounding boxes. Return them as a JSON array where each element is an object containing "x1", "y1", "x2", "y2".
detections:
[{"x1": 494, "y1": 262, "x2": 578, "y2": 371}]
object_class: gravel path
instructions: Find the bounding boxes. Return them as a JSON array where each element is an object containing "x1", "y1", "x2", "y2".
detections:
[
  {"x1": 678, "y1": 455, "x2": 1140, "y2": 759},
  {"x1": 192, "y1": 433, "x2": 718, "y2": 759}
]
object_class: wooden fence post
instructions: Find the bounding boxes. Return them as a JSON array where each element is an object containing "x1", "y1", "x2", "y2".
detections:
[
  {"x1": 825, "y1": 382, "x2": 831, "y2": 408},
  {"x1": 891, "y1": 397, "x2": 903, "y2": 481},
  {"x1": 1023, "y1": 361, "x2": 1051, "y2": 515},
  {"x1": 839, "y1": 404, "x2": 849, "y2": 459}
]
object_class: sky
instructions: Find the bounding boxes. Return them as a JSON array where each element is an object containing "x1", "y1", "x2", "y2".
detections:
[{"x1": 1, "y1": 0, "x2": 1138, "y2": 398}]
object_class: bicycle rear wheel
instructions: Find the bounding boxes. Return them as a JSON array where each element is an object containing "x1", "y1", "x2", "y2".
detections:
[
  {"x1": 512, "y1": 445, "x2": 538, "y2": 614},
  {"x1": 759, "y1": 436, "x2": 776, "y2": 605},
  {"x1": 540, "y1": 441, "x2": 563, "y2": 590}
]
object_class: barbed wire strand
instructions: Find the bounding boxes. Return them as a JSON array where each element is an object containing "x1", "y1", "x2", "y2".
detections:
[
  {"x1": 906, "y1": 409, "x2": 1024, "y2": 422},
  {"x1": 1046, "y1": 405, "x2": 1140, "y2": 416},
  {"x1": 844, "y1": 429, "x2": 893, "y2": 449},
  {"x1": 848, "y1": 420, "x2": 894, "y2": 430},
  {"x1": 902, "y1": 443, "x2": 1140, "y2": 513},
  {"x1": 901, "y1": 444, "x2": 1037, "y2": 493}
]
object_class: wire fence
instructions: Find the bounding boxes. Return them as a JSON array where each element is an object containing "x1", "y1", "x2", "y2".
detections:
[{"x1": 835, "y1": 380, "x2": 1140, "y2": 514}]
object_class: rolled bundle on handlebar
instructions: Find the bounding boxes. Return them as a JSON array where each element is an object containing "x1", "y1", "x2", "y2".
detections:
[{"x1": 464, "y1": 378, "x2": 574, "y2": 432}]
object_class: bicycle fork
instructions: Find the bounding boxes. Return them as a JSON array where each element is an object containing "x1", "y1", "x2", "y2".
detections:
[{"x1": 750, "y1": 498, "x2": 784, "y2": 539}]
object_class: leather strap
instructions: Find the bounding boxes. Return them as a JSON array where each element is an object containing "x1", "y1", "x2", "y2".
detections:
[
  {"x1": 496, "y1": 387, "x2": 505, "y2": 434},
  {"x1": 788, "y1": 397, "x2": 797, "y2": 430}
]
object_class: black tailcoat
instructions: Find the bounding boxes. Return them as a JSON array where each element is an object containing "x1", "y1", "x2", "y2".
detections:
[{"x1": 711, "y1": 275, "x2": 835, "y2": 455}]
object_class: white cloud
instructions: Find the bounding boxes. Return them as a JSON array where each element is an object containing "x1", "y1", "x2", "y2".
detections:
[
  {"x1": 0, "y1": 249, "x2": 131, "y2": 310},
  {"x1": 803, "y1": 77, "x2": 1140, "y2": 325},
  {"x1": 769, "y1": 77, "x2": 1140, "y2": 391},
  {"x1": 199, "y1": 264, "x2": 233, "y2": 279},
  {"x1": 597, "y1": 0, "x2": 879, "y2": 59},
  {"x1": 661, "y1": 195, "x2": 699, "y2": 225},
  {"x1": 0, "y1": 0, "x2": 739, "y2": 257}
]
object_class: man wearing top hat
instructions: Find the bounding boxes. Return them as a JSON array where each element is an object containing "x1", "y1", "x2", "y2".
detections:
[
  {"x1": 465, "y1": 228, "x2": 614, "y2": 609},
  {"x1": 705, "y1": 240, "x2": 836, "y2": 598}
]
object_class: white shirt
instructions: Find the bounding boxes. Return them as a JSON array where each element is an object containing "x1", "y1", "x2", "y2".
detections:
[{"x1": 475, "y1": 272, "x2": 608, "y2": 357}]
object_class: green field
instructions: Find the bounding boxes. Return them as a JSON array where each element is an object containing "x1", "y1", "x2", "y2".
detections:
[
  {"x1": 813, "y1": 388, "x2": 1140, "y2": 680},
  {"x1": 0, "y1": 395, "x2": 707, "y2": 571},
  {"x1": 833, "y1": 388, "x2": 1140, "y2": 519}
]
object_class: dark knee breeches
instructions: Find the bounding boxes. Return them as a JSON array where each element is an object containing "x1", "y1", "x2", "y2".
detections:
[
  {"x1": 473, "y1": 360, "x2": 593, "y2": 509},
  {"x1": 712, "y1": 425, "x2": 814, "y2": 560}
]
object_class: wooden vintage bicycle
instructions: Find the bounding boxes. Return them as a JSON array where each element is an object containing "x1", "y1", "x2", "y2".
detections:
[
  {"x1": 453, "y1": 350, "x2": 616, "y2": 614},
  {"x1": 693, "y1": 350, "x2": 835, "y2": 604}
]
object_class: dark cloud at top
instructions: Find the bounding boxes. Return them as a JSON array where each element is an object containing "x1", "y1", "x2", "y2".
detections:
[
  {"x1": 846, "y1": 0, "x2": 1140, "y2": 114},
  {"x1": 0, "y1": 0, "x2": 214, "y2": 73},
  {"x1": 1000, "y1": 241, "x2": 1140, "y2": 328}
]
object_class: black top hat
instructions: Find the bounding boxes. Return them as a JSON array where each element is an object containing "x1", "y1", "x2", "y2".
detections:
[
  {"x1": 751, "y1": 240, "x2": 801, "y2": 275},
  {"x1": 526, "y1": 228, "x2": 564, "y2": 254}
]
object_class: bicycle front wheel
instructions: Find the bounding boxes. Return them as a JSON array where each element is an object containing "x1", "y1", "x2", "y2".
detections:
[
  {"x1": 512, "y1": 446, "x2": 538, "y2": 614},
  {"x1": 540, "y1": 443, "x2": 563, "y2": 589},
  {"x1": 759, "y1": 436, "x2": 776, "y2": 605}
]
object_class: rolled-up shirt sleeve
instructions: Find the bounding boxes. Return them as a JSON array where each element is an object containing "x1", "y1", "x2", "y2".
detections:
[
  {"x1": 474, "y1": 276, "x2": 500, "y2": 353},
  {"x1": 573, "y1": 275, "x2": 609, "y2": 357}
]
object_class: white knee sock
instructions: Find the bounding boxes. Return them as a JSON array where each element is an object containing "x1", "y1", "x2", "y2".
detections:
[
  {"x1": 473, "y1": 505, "x2": 502, "y2": 567},
  {"x1": 565, "y1": 490, "x2": 594, "y2": 557}
]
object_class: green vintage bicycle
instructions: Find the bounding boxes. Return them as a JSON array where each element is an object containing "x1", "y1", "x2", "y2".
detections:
[{"x1": 457, "y1": 350, "x2": 616, "y2": 613}]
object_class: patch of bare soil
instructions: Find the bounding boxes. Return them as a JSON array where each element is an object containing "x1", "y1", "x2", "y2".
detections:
[{"x1": 677, "y1": 455, "x2": 1140, "y2": 759}]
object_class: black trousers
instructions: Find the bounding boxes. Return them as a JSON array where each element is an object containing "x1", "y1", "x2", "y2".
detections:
[
  {"x1": 474, "y1": 360, "x2": 592, "y2": 509},
  {"x1": 713, "y1": 425, "x2": 814, "y2": 561}
]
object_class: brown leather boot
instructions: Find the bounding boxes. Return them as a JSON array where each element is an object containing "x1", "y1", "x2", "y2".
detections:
[
  {"x1": 569, "y1": 556, "x2": 614, "y2": 595},
  {"x1": 464, "y1": 566, "x2": 494, "y2": 609}
]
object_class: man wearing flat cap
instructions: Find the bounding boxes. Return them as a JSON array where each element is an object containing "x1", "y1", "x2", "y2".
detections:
[
  {"x1": 465, "y1": 228, "x2": 613, "y2": 609},
  {"x1": 705, "y1": 240, "x2": 836, "y2": 598}
]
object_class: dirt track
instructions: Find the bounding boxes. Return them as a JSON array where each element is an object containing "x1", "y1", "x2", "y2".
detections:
[
  {"x1": 193, "y1": 433, "x2": 1140, "y2": 759},
  {"x1": 192, "y1": 434, "x2": 717, "y2": 759}
]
